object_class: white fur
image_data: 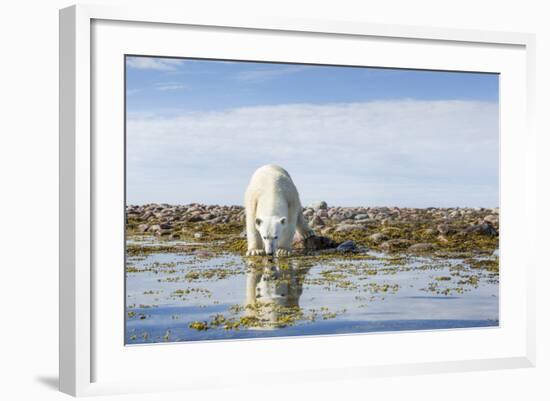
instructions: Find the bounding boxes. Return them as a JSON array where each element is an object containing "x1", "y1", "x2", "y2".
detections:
[{"x1": 244, "y1": 165, "x2": 314, "y2": 256}]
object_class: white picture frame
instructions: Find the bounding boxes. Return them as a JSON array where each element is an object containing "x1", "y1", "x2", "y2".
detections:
[{"x1": 59, "y1": 3, "x2": 536, "y2": 397}]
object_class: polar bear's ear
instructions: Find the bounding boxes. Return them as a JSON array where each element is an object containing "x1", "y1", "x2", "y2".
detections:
[
  {"x1": 280, "y1": 217, "x2": 286, "y2": 225},
  {"x1": 255, "y1": 218, "x2": 262, "y2": 226}
]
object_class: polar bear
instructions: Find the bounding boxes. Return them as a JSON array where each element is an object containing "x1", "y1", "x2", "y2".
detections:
[
  {"x1": 244, "y1": 165, "x2": 314, "y2": 257},
  {"x1": 244, "y1": 259, "x2": 309, "y2": 329}
]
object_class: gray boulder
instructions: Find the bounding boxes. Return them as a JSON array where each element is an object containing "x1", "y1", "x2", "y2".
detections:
[
  {"x1": 463, "y1": 222, "x2": 498, "y2": 236},
  {"x1": 380, "y1": 239, "x2": 412, "y2": 252},
  {"x1": 354, "y1": 213, "x2": 370, "y2": 220},
  {"x1": 336, "y1": 240, "x2": 357, "y2": 252},
  {"x1": 369, "y1": 233, "x2": 389, "y2": 243},
  {"x1": 310, "y1": 215, "x2": 325, "y2": 227},
  {"x1": 334, "y1": 224, "x2": 366, "y2": 232},
  {"x1": 310, "y1": 201, "x2": 328, "y2": 211},
  {"x1": 302, "y1": 235, "x2": 337, "y2": 251},
  {"x1": 483, "y1": 215, "x2": 499, "y2": 225},
  {"x1": 408, "y1": 243, "x2": 436, "y2": 253}
]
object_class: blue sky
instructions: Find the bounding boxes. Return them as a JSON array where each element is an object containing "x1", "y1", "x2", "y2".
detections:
[{"x1": 126, "y1": 56, "x2": 499, "y2": 207}]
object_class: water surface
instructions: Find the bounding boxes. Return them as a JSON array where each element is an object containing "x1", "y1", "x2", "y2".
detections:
[{"x1": 125, "y1": 238, "x2": 498, "y2": 344}]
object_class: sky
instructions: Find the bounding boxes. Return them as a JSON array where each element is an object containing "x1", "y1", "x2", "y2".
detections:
[{"x1": 125, "y1": 56, "x2": 499, "y2": 207}]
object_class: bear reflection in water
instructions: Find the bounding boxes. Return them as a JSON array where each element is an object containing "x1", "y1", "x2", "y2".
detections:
[{"x1": 244, "y1": 258, "x2": 311, "y2": 330}]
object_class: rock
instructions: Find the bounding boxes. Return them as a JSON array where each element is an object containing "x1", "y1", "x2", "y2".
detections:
[
  {"x1": 463, "y1": 222, "x2": 498, "y2": 236},
  {"x1": 483, "y1": 215, "x2": 499, "y2": 225},
  {"x1": 187, "y1": 215, "x2": 203, "y2": 223},
  {"x1": 159, "y1": 223, "x2": 172, "y2": 229},
  {"x1": 334, "y1": 224, "x2": 366, "y2": 232},
  {"x1": 421, "y1": 228, "x2": 437, "y2": 237},
  {"x1": 449, "y1": 211, "x2": 459, "y2": 218},
  {"x1": 160, "y1": 208, "x2": 174, "y2": 216},
  {"x1": 354, "y1": 218, "x2": 375, "y2": 225},
  {"x1": 155, "y1": 229, "x2": 171, "y2": 236},
  {"x1": 149, "y1": 224, "x2": 161, "y2": 232},
  {"x1": 310, "y1": 201, "x2": 328, "y2": 211},
  {"x1": 354, "y1": 214, "x2": 370, "y2": 220},
  {"x1": 342, "y1": 211, "x2": 356, "y2": 219},
  {"x1": 137, "y1": 224, "x2": 149, "y2": 233},
  {"x1": 195, "y1": 250, "x2": 213, "y2": 258},
  {"x1": 186, "y1": 206, "x2": 201, "y2": 214},
  {"x1": 331, "y1": 214, "x2": 347, "y2": 222},
  {"x1": 310, "y1": 215, "x2": 325, "y2": 227},
  {"x1": 408, "y1": 243, "x2": 436, "y2": 253},
  {"x1": 369, "y1": 233, "x2": 389, "y2": 243},
  {"x1": 381, "y1": 227, "x2": 403, "y2": 237},
  {"x1": 300, "y1": 235, "x2": 337, "y2": 251},
  {"x1": 142, "y1": 211, "x2": 154, "y2": 220},
  {"x1": 336, "y1": 240, "x2": 357, "y2": 252},
  {"x1": 201, "y1": 213, "x2": 215, "y2": 221},
  {"x1": 437, "y1": 224, "x2": 453, "y2": 235},
  {"x1": 437, "y1": 234, "x2": 449, "y2": 243},
  {"x1": 194, "y1": 233, "x2": 202, "y2": 239},
  {"x1": 380, "y1": 239, "x2": 411, "y2": 252},
  {"x1": 316, "y1": 210, "x2": 328, "y2": 218}
]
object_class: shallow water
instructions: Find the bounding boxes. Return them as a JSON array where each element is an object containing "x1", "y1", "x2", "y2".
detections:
[{"x1": 125, "y1": 242, "x2": 498, "y2": 344}]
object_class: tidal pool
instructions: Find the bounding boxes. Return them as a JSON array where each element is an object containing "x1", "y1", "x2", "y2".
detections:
[{"x1": 125, "y1": 237, "x2": 498, "y2": 344}]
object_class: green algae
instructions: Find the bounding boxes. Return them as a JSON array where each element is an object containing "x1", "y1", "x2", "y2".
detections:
[
  {"x1": 187, "y1": 301, "x2": 346, "y2": 332},
  {"x1": 469, "y1": 257, "x2": 499, "y2": 272},
  {"x1": 171, "y1": 287, "x2": 212, "y2": 299}
]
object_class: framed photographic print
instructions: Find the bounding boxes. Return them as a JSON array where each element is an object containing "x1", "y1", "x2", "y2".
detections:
[
  {"x1": 124, "y1": 56, "x2": 501, "y2": 343},
  {"x1": 60, "y1": 4, "x2": 536, "y2": 396}
]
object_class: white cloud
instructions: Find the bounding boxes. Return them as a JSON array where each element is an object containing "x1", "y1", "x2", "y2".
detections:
[
  {"x1": 126, "y1": 100, "x2": 499, "y2": 207},
  {"x1": 236, "y1": 66, "x2": 310, "y2": 83},
  {"x1": 126, "y1": 57, "x2": 183, "y2": 71},
  {"x1": 154, "y1": 82, "x2": 188, "y2": 91}
]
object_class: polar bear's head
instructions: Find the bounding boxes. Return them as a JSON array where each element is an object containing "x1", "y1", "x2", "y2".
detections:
[{"x1": 255, "y1": 216, "x2": 286, "y2": 256}]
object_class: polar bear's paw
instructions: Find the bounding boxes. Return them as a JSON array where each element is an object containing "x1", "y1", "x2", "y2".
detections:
[
  {"x1": 246, "y1": 249, "x2": 266, "y2": 256},
  {"x1": 276, "y1": 249, "x2": 292, "y2": 257}
]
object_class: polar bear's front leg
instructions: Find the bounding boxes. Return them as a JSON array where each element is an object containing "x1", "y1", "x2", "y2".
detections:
[
  {"x1": 276, "y1": 248, "x2": 291, "y2": 257},
  {"x1": 275, "y1": 226, "x2": 293, "y2": 257},
  {"x1": 247, "y1": 249, "x2": 266, "y2": 256},
  {"x1": 245, "y1": 211, "x2": 265, "y2": 256}
]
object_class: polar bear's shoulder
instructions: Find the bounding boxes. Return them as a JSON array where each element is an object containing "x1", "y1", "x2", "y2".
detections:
[
  {"x1": 254, "y1": 164, "x2": 291, "y2": 178},
  {"x1": 245, "y1": 164, "x2": 298, "y2": 204}
]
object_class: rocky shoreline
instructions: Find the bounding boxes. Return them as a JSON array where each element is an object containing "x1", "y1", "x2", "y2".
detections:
[{"x1": 126, "y1": 202, "x2": 499, "y2": 258}]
